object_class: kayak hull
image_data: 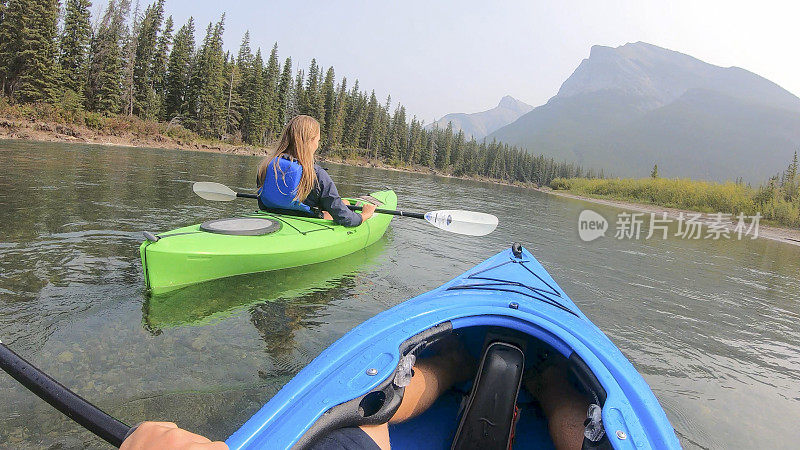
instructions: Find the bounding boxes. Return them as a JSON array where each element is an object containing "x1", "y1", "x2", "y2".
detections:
[
  {"x1": 226, "y1": 245, "x2": 680, "y2": 449},
  {"x1": 140, "y1": 190, "x2": 396, "y2": 294}
]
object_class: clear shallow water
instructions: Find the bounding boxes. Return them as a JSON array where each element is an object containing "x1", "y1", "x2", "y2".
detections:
[{"x1": 0, "y1": 140, "x2": 798, "y2": 449}]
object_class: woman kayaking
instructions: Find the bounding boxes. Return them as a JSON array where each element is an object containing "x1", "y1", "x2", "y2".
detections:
[{"x1": 256, "y1": 115, "x2": 376, "y2": 226}]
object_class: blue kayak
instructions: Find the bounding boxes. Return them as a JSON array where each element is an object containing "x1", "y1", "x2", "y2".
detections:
[{"x1": 226, "y1": 245, "x2": 680, "y2": 449}]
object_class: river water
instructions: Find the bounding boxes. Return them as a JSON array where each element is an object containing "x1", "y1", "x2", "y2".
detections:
[{"x1": 0, "y1": 140, "x2": 798, "y2": 449}]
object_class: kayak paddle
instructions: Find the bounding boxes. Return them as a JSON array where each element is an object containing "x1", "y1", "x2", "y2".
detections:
[
  {"x1": 0, "y1": 339, "x2": 133, "y2": 447},
  {"x1": 192, "y1": 181, "x2": 499, "y2": 236}
]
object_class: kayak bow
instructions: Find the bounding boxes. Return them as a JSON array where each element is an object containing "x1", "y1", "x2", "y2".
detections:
[{"x1": 226, "y1": 244, "x2": 680, "y2": 449}]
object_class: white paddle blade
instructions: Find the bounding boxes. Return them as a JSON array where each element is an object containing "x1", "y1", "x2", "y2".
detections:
[
  {"x1": 423, "y1": 210, "x2": 499, "y2": 236},
  {"x1": 193, "y1": 182, "x2": 238, "y2": 201}
]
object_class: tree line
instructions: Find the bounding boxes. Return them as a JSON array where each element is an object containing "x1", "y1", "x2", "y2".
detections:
[{"x1": 0, "y1": 0, "x2": 593, "y2": 185}]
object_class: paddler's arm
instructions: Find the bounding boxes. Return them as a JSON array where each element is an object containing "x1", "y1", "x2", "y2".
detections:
[
  {"x1": 311, "y1": 165, "x2": 372, "y2": 226},
  {"x1": 120, "y1": 421, "x2": 228, "y2": 450}
]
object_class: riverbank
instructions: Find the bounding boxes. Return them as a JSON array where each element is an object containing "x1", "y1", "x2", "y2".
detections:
[
  {"x1": 3, "y1": 115, "x2": 798, "y2": 247},
  {"x1": 538, "y1": 187, "x2": 800, "y2": 247},
  {"x1": 0, "y1": 114, "x2": 530, "y2": 188},
  {"x1": 0, "y1": 115, "x2": 269, "y2": 155}
]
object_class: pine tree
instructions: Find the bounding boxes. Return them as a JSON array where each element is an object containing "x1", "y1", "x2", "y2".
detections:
[
  {"x1": 262, "y1": 43, "x2": 280, "y2": 139},
  {"x1": 59, "y1": 0, "x2": 92, "y2": 100},
  {"x1": 422, "y1": 129, "x2": 436, "y2": 168},
  {"x1": 342, "y1": 80, "x2": 365, "y2": 148},
  {"x1": 326, "y1": 76, "x2": 347, "y2": 153},
  {"x1": 162, "y1": 16, "x2": 193, "y2": 120},
  {"x1": 0, "y1": 0, "x2": 61, "y2": 102},
  {"x1": 234, "y1": 31, "x2": 254, "y2": 142},
  {"x1": 274, "y1": 56, "x2": 292, "y2": 126},
  {"x1": 451, "y1": 129, "x2": 465, "y2": 168},
  {"x1": 515, "y1": 149, "x2": 529, "y2": 182},
  {"x1": 321, "y1": 66, "x2": 335, "y2": 138},
  {"x1": 369, "y1": 94, "x2": 391, "y2": 159},
  {"x1": 249, "y1": 48, "x2": 268, "y2": 143},
  {"x1": 236, "y1": 31, "x2": 252, "y2": 67},
  {"x1": 185, "y1": 15, "x2": 227, "y2": 137},
  {"x1": 345, "y1": 89, "x2": 367, "y2": 148},
  {"x1": 0, "y1": 0, "x2": 24, "y2": 96},
  {"x1": 302, "y1": 58, "x2": 324, "y2": 124},
  {"x1": 131, "y1": 0, "x2": 164, "y2": 116},
  {"x1": 386, "y1": 105, "x2": 406, "y2": 163},
  {"x1": 289, "y1": 68, "x2": 304, "y2": 118},
  {"x1": 120, "y1": 0, "x2": 140, "y2": 115},
  {"x1": 362, "y1": 90, "x2": 379, "y2": 150},
  {"x1": 222, "y1": 53, "x2": 241, "y2": 138},
  {"x1": 455, "y1": 138, "x2": 477, "y2": 176},
  {"x1": 651, "y1": 164, "x2": 659, "y2": 178},
  {"x1": 407, "y1": 117, "x2": 422, "y2": 164},
  {"x1": 343, "y1": 81, "x2": 366, "y2": 148},
  {"x1": 435, "y1": 122, "x2": 453, "y2": 169},
  {"x1": 383, "y1": 107, "x2": 394, "y2": 159},
  {"x1": 148, "y1": 15, "x2": 171, "y2": 117},
  {"x1": 85, "y1": 0, "x2": 130, "y2": 113},
  {"x1": 503, "y1": 145, "x2": 515, "y2": 180}
]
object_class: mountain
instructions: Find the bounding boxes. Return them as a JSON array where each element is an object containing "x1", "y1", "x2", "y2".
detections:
[
  {"x1": 427, "y1": 95, "x2": 533, "y2": 139},
  {"x1": 488, "y1": 42, "x2": 800, "y2": 182}
]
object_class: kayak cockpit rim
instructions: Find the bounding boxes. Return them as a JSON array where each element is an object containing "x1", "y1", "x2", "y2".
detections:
[
  {"x1": 261, "y1": 319, "x2": 610, "y2": 450},
  {"x1": 249, "y1": 322, "x2": 454, "y2": 450}
]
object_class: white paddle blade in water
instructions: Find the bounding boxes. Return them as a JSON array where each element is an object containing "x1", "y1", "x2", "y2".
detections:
[
  {"x1": 423, "y1": 210, "x2": 499, "y2": 236},
  {"x1": 193, "y1": 182, "x2": 238, "y2": 201}
]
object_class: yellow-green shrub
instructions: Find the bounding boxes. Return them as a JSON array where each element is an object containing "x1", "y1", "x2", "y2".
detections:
[{"x1": 551, "y1": 176, "x2": 799, "y2": 228}]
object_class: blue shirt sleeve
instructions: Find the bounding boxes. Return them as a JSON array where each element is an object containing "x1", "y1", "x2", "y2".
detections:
[{"x1": 305, "y1": 165, "x2": 363, "y2": 227}]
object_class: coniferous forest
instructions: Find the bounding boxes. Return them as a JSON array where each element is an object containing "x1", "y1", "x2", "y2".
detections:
[{"x1": 0, "y1": 0, "x2": 593, "y2": 186}]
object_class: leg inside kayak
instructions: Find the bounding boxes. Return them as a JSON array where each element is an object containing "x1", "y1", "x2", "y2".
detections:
[{"x1": 299, "y1": 325, "x2": 607, "y2": 450}]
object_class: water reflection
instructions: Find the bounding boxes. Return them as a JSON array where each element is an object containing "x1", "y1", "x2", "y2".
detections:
[{"x1": 143, "y1": 238, "x2": 386, "y2": 333}]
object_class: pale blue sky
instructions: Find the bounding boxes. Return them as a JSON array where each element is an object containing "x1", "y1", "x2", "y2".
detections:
[{"x1": 109, "y1": 0, "x2": 799, "y2": 123}]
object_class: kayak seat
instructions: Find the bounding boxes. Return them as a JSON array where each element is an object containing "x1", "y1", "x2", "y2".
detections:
[
  {"x1": 199, "y1": 217, "x2": 281, "y2": 236},
  {"x1": 451, "y1": 340, "x2": 525, "y2": 450}
]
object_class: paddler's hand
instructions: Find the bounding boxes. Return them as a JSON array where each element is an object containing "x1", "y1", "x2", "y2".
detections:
[
  {"x1": 120, "y1": 421, "x2": 228, "y2": 450},
  {"x1": 360, "y1": 203, "x2": 377, "y2": 222}
]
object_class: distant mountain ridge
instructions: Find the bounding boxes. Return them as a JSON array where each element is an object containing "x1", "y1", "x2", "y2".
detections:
[
  {"x1": 427, "y1": 95, "x2": 533, "y2": 139},
  {"x1": 488, "y1": 42, "x2": 800, "y2": 182}
]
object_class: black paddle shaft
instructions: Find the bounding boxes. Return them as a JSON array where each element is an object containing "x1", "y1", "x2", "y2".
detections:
[
  {"x1": 235, "y1": 192, "x2": 425, "y2": 219},
  {"x1": 345, "y1": 204, "x2": 425, "y2": 219},
  {"x1": 0, "y1": 341, "x2": 132, "y2": 447}
]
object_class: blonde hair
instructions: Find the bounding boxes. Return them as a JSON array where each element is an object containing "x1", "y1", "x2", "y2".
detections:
[{"x1": 257, "y1": 115, "x2": 321, "y2": 202}]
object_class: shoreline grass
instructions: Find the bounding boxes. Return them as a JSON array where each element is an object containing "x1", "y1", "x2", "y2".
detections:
[{"x1": 550, "y1": 176, "x2": 800, "y2": 229}]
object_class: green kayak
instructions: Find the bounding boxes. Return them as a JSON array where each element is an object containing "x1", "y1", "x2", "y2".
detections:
[{"x1": 140, "y1": 189, "x2": 396, "y2": 294}]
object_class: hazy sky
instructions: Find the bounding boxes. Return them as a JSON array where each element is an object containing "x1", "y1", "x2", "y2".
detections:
[{"x1": 134, "y1": 0, "x2": 798, "y2": 123}]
